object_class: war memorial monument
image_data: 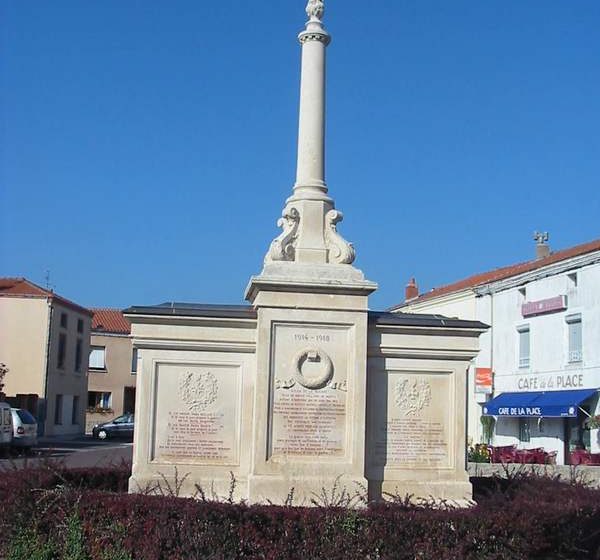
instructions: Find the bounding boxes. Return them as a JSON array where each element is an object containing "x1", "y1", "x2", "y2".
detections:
[{"x1": 125, "y1": 0, "x2": 486, "y2": 505}]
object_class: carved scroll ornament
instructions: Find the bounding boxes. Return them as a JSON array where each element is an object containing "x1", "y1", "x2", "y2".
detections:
[
  {"x1": 324, "y1": 209, "x2": 355, "y2": 264},
  {"x1": 265, "y1": 207, "x2": 300, "y2": 263}
]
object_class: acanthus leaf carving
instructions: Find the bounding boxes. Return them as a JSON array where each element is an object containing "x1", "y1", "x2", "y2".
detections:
[
  {"x1": 324, "y1": 209, "x2": 355, "y2": 265},
  {"x1": 265, "y1": 207, "x2": 300, "y2": 263}
]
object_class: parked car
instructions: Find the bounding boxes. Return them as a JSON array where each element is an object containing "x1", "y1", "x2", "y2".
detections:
[
  {"x1": 0, "y1": 402, "x2": 13, "y2": 452},
  {"x1": 92, "y1": 413, "x2": 134, "y2": 440},
  {"x1": 10, "y1": 408, "x2": 38, "y2": 451}
]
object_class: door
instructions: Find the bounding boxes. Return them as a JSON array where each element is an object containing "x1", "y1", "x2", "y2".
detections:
[{"x1": 123, "y1": 387, "x2": 136, "y2": 414}]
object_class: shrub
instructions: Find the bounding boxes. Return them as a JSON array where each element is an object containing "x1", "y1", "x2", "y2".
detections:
[{"x1": 0, "y1": 464, "x2": 599, "y2": 559}]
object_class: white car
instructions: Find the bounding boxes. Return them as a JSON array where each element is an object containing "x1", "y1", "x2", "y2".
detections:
[
  {"x1": 10, "y1": 408, "x2": 38, "y2": 451},
  {"x1": 0, "y1": 402, "x2": 13, "y2": 452}
]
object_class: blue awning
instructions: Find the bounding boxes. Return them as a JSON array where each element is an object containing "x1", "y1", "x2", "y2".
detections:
[{"x1": 482, "y1": 389, "x2": 597, "y2": 417}]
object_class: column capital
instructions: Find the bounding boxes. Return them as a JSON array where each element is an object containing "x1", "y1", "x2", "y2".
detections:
[{"x1": 299, "y1": 0, "x2": 331, "y2": 45}]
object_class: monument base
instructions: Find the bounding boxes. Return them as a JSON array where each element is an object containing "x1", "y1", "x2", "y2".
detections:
[
  {"x1": 129, "y1": 471, "x2": 250, "y2": 502},
  {"x1": 372, "y1": 480, "x2": 474, "y2": 507},
  {"x1": 248, "y1": 474, "x2": 369, "y2": 506}
]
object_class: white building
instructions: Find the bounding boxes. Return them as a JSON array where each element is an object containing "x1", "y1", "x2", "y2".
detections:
[{"x1": 392, "y1": 237, "x2": 600, "y2": 465}]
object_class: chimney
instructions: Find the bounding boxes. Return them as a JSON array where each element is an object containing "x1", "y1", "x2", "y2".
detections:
[
  {"x1": 405, "y1": 277, "x2": 419, "y2": 301},
  {"x1": 534, "y1": 231, "x2": 550, "y2": 260}
]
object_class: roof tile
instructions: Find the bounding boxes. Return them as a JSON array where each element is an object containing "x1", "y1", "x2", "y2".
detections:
[
  {"x1": 393, "y1": 238, "x2": 600, "y2": 308},
  {"x1": 91, "y1": 308, "x2": 131, "y2": 334},
  {"x1": 0, "y1": 277, "x2": 92, "y2": 316}
]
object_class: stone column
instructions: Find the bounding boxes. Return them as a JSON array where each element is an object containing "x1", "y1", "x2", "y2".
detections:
[{"x1": 293, "y1": 2, "x2": 331, "y2": 201}]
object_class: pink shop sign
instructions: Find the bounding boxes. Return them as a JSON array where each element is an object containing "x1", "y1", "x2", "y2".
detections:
[{"x1": 522, "y1": 295, "x2": 567, "y2": 318}]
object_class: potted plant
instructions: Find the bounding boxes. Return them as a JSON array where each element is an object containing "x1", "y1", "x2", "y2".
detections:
[{"x1": 585, "y1": 415, "x2": 600, "y2": 430}]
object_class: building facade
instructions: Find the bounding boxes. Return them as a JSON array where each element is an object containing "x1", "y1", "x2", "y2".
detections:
[
  {"x1": 392, "y1": 238, "x2": 600, "y2": 465},
  {"x1": 0, "y1": 278, "x2": 92, "y2": 436},
  {"x1": 86, "y1": 309, "x2": 136, "y2": 434}
]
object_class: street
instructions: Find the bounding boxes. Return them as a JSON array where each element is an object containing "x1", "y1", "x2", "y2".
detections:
[{"x1": 0, "y1": 436, "x2": 133, "y2": 470}]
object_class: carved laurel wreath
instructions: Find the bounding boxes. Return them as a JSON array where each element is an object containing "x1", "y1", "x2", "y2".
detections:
[
  {"x1": 179, "y1": 371, "x2": 219, "y2": 412},
  {"x1": 394, "y1": 379, "x2": 432, "y2": 417},
  {"x1": 293, "y1": 347, "x2": 333, "y2": 390}
]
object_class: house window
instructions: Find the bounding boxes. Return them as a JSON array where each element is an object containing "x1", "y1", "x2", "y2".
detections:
[
  {"x1": 60, "y1": 312, "x2": 68, "y2": 328},
  {"x1": 568, "y1": 272, "x2": 578, "y2": 288},
  {"x1": 131, "y1": 348, "x2": 138, "y2": 374},
  {"x1": 88, "y1": 391, "x2": 112, "y2": 411},
  {"x1": 54, "y1": 394, "x2": 63, "y2": 425},
  {"x1": 72, "y1": 395, "x2": 79, "y2": 424},
  {"x1": 566, "y1": 314, "x2": 582, "y2": 363},
  {"x1": 57, "y1": 333, "x2": 67, "y2": 369},
  {"x1": 517, "y1": 325, "x2": 530, "y2": 368},
  {"x1": 75, "y1": 339, "x2": 83, "y2": 372},
  {"x1": 77, "y1": 318, "x2": 84, "y2": 333},
  {"x1": 89, "y1": 346, "x2": 106, "y2": 370},
  {"x1": 519, "y1": 418, "x2": 531, "y2": 442}
]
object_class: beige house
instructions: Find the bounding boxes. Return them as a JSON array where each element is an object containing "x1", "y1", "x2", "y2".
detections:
[
  {"x1": 86, "y1": 309, "x2": 136, "y2": 434},
  {"x1": 0, "y1": 278, "x2": 92, "y2": 436}
]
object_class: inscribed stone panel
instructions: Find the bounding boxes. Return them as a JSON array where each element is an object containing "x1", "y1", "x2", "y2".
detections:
[
  {"x1": 269, "y1": 323, "x2": 350, "y2": 460},
  {"x1": 370, "y1": 370, "x2": 453, "y2": 469},
  {"x1": 152, "y1": 362, "x2": 241, "y2": 465}
]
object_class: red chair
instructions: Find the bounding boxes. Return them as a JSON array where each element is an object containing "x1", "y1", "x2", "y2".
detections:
[
  {"x1": 528, "y1": 448, "x2": 547, "y2": 464},
  {"x1": 515, "y1": 449, "x2": 536, "y2": 464},
  {"x1": 570, "y1": 449, "x2": 592, "y2": 465},
  {"x1": 589, "y1": 453, "x2": 600, "y2": 466},
  {"x1": 490, "y1": 445, "x2": 517, "y2": 463},
  {"x1": 544, "y1": 450, "x2": 557, "y2": 465}
]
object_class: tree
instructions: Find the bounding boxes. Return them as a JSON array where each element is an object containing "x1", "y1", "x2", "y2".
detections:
[{"x1": 0, "y1": 362, "x2": 8, "y2": 394}]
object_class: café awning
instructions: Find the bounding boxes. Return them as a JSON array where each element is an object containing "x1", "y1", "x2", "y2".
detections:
[{"x1": 482, "y1": 388, "x2": 597, "y2": 418}]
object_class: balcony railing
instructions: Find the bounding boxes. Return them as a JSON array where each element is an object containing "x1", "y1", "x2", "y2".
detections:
[
  {"x1": 519, "y1": 357, "x2": 530, "y2": 368},
  {"x1": 568, "y1": 350, "x2": 582, "y2": 363}
]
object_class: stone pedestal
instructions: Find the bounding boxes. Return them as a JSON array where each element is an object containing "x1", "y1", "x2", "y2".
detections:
[{"x1": 245, "y1": 264, "x2": 376, "y2": 504}]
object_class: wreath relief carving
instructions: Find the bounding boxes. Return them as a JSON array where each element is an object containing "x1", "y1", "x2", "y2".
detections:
[
  {"x1": 292, "y1": 347, "x2": 334, "y2": 390},
  {"x1": 395, "y1": 379, "x2": 432, "y2": 416},
  {"x1": 179, "y1": 371, "x2": 219, "y2": 412}
]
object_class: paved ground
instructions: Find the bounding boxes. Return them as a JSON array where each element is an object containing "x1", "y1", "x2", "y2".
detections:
[{"x1": 0, "y1": 435, "x2": 133, "y2": 469}]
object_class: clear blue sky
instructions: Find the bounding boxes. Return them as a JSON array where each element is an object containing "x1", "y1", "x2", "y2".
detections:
[{"x1": 2, "y1": 1, "x2": 599, "y2": 311}]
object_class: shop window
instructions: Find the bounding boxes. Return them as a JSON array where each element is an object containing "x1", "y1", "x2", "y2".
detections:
[
  {"x1": 57, "y1": 333, "x2": 67, "y2": 369},
  {"x1": 72, "y1": 396, "x2": 79, "y2": 424},
  {"x1": 88, "y1": 391, "x2": 112, "y2": 411},
  {"x1": 75, "y1": 339, "x2": 83, "y2": 372},
  {"x1": 519, "y1": 418, "x2": 530, "y2": 443},
  {"x1": 89, "y1": 346, "x2": 106, "y2": 370},
  {"x1": 54, "y1": 394, "x2": 63, "y2": 425},
  {"x1": 517, "y1": 325, "x2": 530, "y2": 368},
  {"x1": 566, "y1": 314, "x2": 582, "y2": 363}
]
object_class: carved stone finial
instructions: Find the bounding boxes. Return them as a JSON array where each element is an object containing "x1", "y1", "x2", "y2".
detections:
[
  {"x1": 265, "y1": 207, "x2": 300, "y2": 263},
  {"x1": 306, "y1": 0, "x2": 325, "y2": 21},
  {"x1": 324, "y1": 209, "x2": 355, "y2": 265}
]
